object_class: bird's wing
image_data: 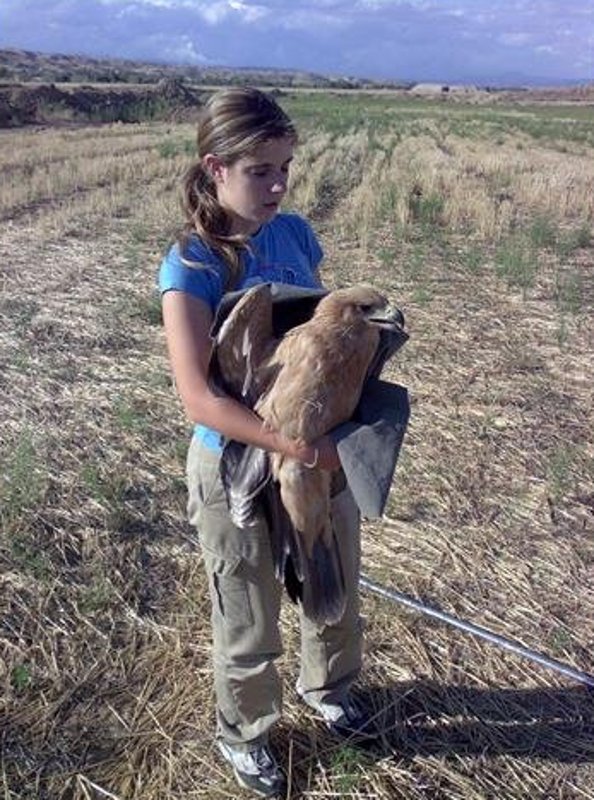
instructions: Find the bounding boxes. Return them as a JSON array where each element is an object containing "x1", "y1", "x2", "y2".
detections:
[
  {"x1": 219, "y1": 440, "x2": 271, "y2": 529},
  {"x1": 257, "y1": 320, "x2": 380, "y2": 440},
  {"x1": 210, "y1": 285, "x2": 278, "y2": 535},
  {"x1": 210, "y1": 283, "x2": 275, "y2": 405}
]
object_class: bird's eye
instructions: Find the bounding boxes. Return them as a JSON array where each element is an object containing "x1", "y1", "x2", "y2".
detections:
[{"x1": 359, "y1": 304, "x2": 373, "y2": 313}]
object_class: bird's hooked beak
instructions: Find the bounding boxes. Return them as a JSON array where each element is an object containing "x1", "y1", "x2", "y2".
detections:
[{"x1": 365, "y1": 303, "x2": 405, "y2": 331}]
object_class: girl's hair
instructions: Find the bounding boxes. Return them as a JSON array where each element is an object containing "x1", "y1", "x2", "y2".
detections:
[{"x1": 180, "y1": 87, "x2": 297, "y2": 289}]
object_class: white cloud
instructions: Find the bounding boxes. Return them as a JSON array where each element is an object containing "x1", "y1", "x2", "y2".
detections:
[
  {"x1": 100, "y1": 0, "x2": 181, "y2": 6},
  {"x1": 193, "y1": 0, "x2": 269, "y2": 25},
  {"x1": 100, "y1": 0, "x2": 266, "y2": 19},
  {"x1": 356, "y1": 0, "x2": 426, "y2": 5},
  {"x1": 199, "y1": 1, "x2": 230, "y2": 24},
  {"x1": 356, "y1": 0, "x2": 412, "y2": 8},
  {"x1": 499, "y1": 32, "x2": 532, "y2": 46},
  {"x1": 228, "y1": 0, "x2": 268, "y2": 23},
  {"x1": 280, "y1": 10, "x2": 349, "y2": 31},
  {"x1": 166, "y1": 34, "x2": 210, "y2": 63}
]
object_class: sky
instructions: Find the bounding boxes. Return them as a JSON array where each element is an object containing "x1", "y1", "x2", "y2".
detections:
[{"x1": 0, "y1": 0, "x2": 593, "y2": 85}]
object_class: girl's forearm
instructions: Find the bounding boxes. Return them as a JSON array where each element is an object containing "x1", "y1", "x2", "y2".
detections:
[{"x1": 185, "y1": 391, "x2": 314, "y2": 462}]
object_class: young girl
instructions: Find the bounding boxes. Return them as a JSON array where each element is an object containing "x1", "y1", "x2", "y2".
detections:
[{"x1": 159, "y1": 87, "x2": 374, "y2": 798}]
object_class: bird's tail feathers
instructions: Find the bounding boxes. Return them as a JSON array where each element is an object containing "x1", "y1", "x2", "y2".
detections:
[{"x1": 298, "y1": 531, "x2": 347, "y2": 626}]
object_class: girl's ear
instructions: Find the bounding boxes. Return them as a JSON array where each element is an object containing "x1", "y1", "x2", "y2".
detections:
[{"x1": 202, "y1": 153, "x2": 225, "y2": 183}]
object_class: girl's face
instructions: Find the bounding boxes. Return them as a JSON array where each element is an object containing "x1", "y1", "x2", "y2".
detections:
[{"x1": 208, "y1": 136, "x2": 295, "y2": 236}]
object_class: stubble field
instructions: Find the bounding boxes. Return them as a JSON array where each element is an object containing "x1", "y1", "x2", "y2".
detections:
[{"x1": 1, "y1": 92, "x2": 594, "y2": 799}]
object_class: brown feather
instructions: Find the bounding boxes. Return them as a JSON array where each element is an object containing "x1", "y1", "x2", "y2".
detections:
[{"x1": 212, "y1": 284, "x2": 277, "y2": 403}]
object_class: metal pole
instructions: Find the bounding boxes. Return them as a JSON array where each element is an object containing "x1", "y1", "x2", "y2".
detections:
[{"x1": 360, "y1": 574, "x2": 594, "y2": 690}]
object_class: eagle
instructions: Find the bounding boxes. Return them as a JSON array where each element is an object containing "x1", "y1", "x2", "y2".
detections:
[{"x1": 209, "y1": 283, "x2": 405, "y2": 625}]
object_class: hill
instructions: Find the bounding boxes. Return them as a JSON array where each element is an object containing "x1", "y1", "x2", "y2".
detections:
[
  {"x1": 0, "y1": 77, "x2": 207, "y2": 127},
  {"x1": 0, "y1": 47, "x2": 407, "y2": 90}
]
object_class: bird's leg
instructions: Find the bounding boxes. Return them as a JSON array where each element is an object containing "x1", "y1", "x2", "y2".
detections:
[
  {"x1": 277, "y1": 461, "x2": 332, "y2": 558},
  {"x1": 292, "y1": 436, "x2": 319, "y2": 468}
]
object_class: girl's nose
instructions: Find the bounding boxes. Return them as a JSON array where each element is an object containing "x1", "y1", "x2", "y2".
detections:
[{"x1": 270, "y1": 174, "x2": 287, "y2": 193}]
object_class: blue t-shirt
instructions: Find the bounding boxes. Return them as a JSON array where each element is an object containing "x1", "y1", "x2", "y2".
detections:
[{"x1": 159, "y1": 213, "x2": 324, "y2": 449}]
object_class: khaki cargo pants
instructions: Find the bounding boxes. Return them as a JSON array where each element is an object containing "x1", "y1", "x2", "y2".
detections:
[{"x1": 187, "y1": 436, "x2": 363, "y2": 748}]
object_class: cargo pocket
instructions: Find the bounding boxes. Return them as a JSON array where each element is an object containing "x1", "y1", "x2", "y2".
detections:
[{"x1": 206, "y1": 554, "x2": 254, "y2": 629}]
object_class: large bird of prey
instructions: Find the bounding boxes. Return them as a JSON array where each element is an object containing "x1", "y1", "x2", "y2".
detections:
[{"x1": 210, "y1": 283, "x2": 405, "y2": 625}]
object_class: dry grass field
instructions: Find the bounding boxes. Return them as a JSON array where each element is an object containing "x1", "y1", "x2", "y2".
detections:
[{"x1": 1, "y1": 92, "x2": 594, "y2": 799}]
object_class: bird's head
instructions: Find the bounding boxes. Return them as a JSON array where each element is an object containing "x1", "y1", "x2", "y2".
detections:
[{"x1": 315, "y1": 285, "x2": 405, "y2": 331}]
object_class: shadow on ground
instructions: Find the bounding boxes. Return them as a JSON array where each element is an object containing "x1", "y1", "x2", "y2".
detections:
[{"x1": 284, "y1": 679, "x2": 594, "y2": 797}]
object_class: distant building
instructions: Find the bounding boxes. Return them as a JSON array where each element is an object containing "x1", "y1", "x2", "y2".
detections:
[
  {"x1": 409, "y1": 83, "x2": 483, "y2": 99},
  {"x1": 410, "y1": 83, "x2": 449, "y2": 95}
]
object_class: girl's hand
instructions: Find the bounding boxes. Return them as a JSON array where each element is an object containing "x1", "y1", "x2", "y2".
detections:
[{"x1": 290, "y1": 434, "x2": 341, "y2": 471}]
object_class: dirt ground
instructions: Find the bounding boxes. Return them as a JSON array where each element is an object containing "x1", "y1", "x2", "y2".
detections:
[{"x1": 1, "y1": 95, "x2": 594, "y2": 798}]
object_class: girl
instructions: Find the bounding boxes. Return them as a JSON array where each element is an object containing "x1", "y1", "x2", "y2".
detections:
[{"x1": 159, "y1": 87, "x2": 374, "y2": 798}]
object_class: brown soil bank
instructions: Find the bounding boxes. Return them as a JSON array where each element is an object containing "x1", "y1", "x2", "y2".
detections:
[{"x1": 0, "y1": 78, "x2": 204, "y2": 127}]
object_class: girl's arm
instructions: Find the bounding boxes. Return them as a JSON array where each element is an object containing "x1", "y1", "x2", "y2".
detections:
[{"x1": 162, "y1": 290, "x2": 339, "y2": 469}]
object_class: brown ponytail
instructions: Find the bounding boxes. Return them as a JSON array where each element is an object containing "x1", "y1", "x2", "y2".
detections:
[{"x1": 180, "y1": 160, "x2": 242, "y2": 285}]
